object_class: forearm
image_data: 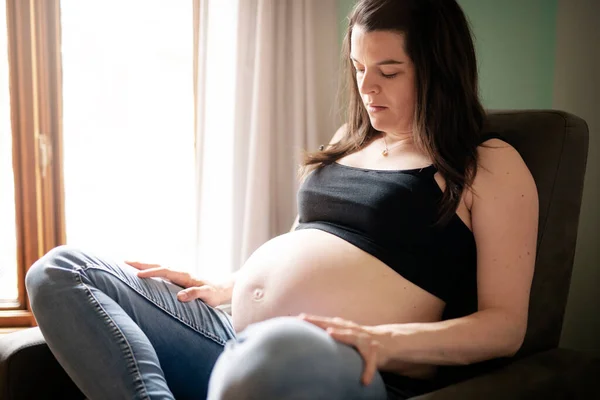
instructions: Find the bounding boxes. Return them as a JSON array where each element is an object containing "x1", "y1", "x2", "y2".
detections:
[{"x1": 369, "y1": 308, "x2": 524, "y2": 372}]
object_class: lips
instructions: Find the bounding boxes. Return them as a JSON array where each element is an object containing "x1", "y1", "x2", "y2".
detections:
[{"x1": 366, "y1": 104, "x2": 387, "y2": 113}]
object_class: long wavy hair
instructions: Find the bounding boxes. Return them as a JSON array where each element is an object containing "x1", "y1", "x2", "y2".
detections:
[{"x1": 300, "y1": 0, "x2": 487, "y2": 225}]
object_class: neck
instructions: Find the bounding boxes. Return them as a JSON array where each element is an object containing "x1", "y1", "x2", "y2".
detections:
[{"x1": 382, "y1": 130, "x2": 413, "y2": 143}]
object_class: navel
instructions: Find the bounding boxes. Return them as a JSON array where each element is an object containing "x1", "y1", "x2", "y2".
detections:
[{"x1": 253, "y1": 287, "x2": 265, "y2": 301}]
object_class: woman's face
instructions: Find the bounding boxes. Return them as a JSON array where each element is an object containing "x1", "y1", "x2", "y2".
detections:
[{"x1": 350, "y1": 26, "x2": 415, "y2": 135}]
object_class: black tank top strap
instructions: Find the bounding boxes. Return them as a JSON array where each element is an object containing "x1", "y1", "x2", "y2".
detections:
[
  {"x1": 419, "y1": 164, "x2": 438, "y2": 176},
  {"x1": 426, "y1": 133, "x2": 506, "y2": 176},
  {"x1": 479, "y1": 131, "x2": 506, "y2": 144}
]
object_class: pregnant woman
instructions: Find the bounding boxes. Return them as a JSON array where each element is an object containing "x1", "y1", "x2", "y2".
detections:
[{"x1": 25, "y1": 0, "x2": 538, "y2": 399}]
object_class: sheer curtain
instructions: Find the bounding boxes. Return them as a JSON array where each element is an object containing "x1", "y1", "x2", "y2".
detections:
[{"x1": 194, "y1": 0, "x2": 339, "y2": 281}]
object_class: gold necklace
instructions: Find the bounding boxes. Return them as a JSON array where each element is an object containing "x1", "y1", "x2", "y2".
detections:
[{"x1": 381, "y1": 132, "x2": 412, "y2": 156}]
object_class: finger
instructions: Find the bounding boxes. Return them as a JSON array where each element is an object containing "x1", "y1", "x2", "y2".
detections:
[
  {"x1": 326, "y1": 328, "x2": 359, "y2": 345},
  {"x1": 326, "y1": 329, "x2": 378, "y2": 385},
  {"x1": 332, "y1": 316, "x2": 357, "y2": 327},
  {"x1": 136, "y1": 267, "x2": 194, "y2": 287},
  {"x1": 177, "y1": 286, "x2": 216, "y2": 305},
  {"x1": 361, "y1": 341, "x2": 380, "y2": 386},
  {"x1": 299, "y1": 314, "x2": 354, "y2": 330},
  {"x1": 125, "y1": 261, "x2": 160, "y2": 270},
  {"x1": 135, "y1": 266, "x2": 171, "y2": 278},
  {"x1": 303, "y1": 318, "x2": 341, "y2": 330}
]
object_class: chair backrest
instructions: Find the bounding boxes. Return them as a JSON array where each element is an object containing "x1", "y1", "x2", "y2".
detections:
[
  {"x1": 486, "y1": 110, "x2": 589, "y2": 357},
  {"x1": 434, "y1": 110, "x2": 589, "y2": 389}
]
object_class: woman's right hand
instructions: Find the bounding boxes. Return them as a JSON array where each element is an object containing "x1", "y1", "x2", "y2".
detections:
[{"x1": 125, "y1": 261, "x2": 231, "y2": 307}]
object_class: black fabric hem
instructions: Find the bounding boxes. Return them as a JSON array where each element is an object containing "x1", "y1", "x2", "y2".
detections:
[{"x1": 382, "y1": 371, "x2": 434, "y2": 400}]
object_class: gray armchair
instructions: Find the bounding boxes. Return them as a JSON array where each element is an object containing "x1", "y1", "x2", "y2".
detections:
[{"x1": 1, "y1": 110, "x2": 598, "y2": 399}]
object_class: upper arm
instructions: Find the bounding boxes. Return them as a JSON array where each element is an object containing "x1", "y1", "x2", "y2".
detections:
[
  {"x1": 291, "y1": 124, "x2": 348, "y2": 232},
  {"x1": 471, "y1": 139, "x2": 539, "y2": 349}
]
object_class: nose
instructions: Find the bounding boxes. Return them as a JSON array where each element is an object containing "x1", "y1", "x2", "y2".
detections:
[{"x1": 357, "y1": 70, "x2": 379, "y2": 96}]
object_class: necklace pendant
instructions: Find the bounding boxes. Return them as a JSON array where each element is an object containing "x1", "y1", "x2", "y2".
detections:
[{"x1": 382, "y1": 149, "x2": 389, "y2": 156}]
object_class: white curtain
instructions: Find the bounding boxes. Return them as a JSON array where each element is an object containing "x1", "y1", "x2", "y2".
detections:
[{"x1": 194, "y1": 0, "x2": 339, "y2": 281}]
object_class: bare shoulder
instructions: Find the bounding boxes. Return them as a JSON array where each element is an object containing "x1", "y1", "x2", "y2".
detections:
[{"x1": 472, "y1": 138, "x2": 537, "y2": 197}]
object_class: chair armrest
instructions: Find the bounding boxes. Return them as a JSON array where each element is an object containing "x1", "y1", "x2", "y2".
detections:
[
  {"x1": 412, "y1": 348, "x2": 600, "y2": 399},
  {"x1": 0, "y1": 327, "x2": 85, "y2": 400}
]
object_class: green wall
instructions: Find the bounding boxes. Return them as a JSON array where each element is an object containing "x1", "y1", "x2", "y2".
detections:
[
  {"x1": 338, "y1": 0, "x2": 355, "y2": 45},
  {"x1": 337, "y1": 0, "x2": 558, "y2": 109},
  {"x1": 459, "y1": 0, "x2": 557, "y2": 109}
]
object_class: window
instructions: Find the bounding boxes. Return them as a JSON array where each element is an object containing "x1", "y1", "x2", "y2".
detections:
[
  {"x1": 0, "y1": 0, "x2": 18, "y2": 306},
  {"x1": 1, "y1": 1, "x2": 196, "y2": 326},
  {"x1": 3, "y1": 0, "x2": 74, "y2": 326},
  {"x1": 60, "y1": 1, "x2": 196, "y2": 268}
]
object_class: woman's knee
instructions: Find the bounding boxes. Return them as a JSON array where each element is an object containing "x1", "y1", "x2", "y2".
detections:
[
  {"x1": 25, "y1": 245, "x2": 89, "y2": 299},
  {"x1": 207, "y1": 317, "x2": 349, "y2": 400}
]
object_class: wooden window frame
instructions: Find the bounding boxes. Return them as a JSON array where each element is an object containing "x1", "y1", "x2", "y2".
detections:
[{"x1": 1, "y1": 0, "x2": 65, "y2": 327}]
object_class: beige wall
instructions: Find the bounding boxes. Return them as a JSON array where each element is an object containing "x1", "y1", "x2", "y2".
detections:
[{"x1": 553, "y1": 0, "x2": 600, "y2": 356}]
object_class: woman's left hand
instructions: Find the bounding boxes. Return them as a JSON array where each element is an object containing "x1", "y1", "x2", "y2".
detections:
[{"x1": 298, "y1": 313, "x2": 390, "y2": 386}]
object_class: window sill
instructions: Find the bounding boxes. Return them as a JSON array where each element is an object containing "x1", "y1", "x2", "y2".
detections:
[
  {"x1": 0, "y1": 327, "x2": 29, "y2": 336},
  {"x1": 0, "y1": 310, "x2": 34, "y2": 327}
]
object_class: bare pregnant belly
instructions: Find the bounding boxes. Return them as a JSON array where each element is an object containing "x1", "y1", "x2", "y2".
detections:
[{"x1": 231, "y1": 229, "x2": 445, "y2": 333}]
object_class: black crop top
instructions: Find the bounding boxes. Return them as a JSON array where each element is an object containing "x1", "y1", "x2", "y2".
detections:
[{"x1": 295, "y1": 133, "x2": 505, "y2": 321}]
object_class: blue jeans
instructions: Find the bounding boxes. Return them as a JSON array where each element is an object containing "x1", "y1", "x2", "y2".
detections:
[{"x1": 25, "y1": 245, "x2": 394, "y2": 400}]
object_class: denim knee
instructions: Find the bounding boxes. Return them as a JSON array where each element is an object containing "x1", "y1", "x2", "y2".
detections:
[
  {"x1": 25, "y1": 245, "x2": 86, "y2": 302},
  {"x1": 208, "y1": 317, "x2": 349, "y2": 400}
]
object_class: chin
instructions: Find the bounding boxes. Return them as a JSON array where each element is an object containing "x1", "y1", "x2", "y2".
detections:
[{"x1": 368, "y1": 117, "x2": 391, "y2": 132}]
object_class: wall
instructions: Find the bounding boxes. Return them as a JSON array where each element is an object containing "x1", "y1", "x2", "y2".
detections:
[
  {"x1": 338, "y1": 0, "x2": 355, "y2": 45},
  {"x1": 552, "y1": 0, "x2": 600, "y2": 356},
  {"x1": 337, "y1": 0, "x2": 558, "y2": 108},
  {"x1": 458, "y1": 0, "x2": 558, "y2": 109},
  {"x1": 337, "y1": 0, "x2": 600, "y2": 355}
]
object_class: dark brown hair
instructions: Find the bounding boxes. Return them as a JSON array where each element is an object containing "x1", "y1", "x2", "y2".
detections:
[{"x1": 300, "y1": 0, "x2": 486, "y2": 225}]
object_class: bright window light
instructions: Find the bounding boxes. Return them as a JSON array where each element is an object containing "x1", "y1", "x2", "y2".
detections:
[
  {"x1": 0, "y1": 0, "x2": 18, "y2": 303},
  {"x1": 196, "y1": 0, "x2": 238, "y2": 282},
  {"x1": 60, "y1": 1, "x2": 196, "y2": 270}
]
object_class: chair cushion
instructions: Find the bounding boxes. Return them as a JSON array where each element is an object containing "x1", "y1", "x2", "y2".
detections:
[
  {"x1": 0, "y1": 327, "x2": 85, "y2": 400},
  {"x1": 413, "y1": 348, "x2": 600, "y2": 399}
]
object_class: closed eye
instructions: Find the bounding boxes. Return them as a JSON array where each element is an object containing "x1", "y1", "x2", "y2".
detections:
[{"x1": 355, "y1": 69, "x2": 398, "y2": 79}]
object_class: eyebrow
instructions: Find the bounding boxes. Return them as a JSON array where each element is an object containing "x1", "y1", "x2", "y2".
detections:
[{"x1": 350, "y1": 57, "x2": 405, "y2": 66}]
